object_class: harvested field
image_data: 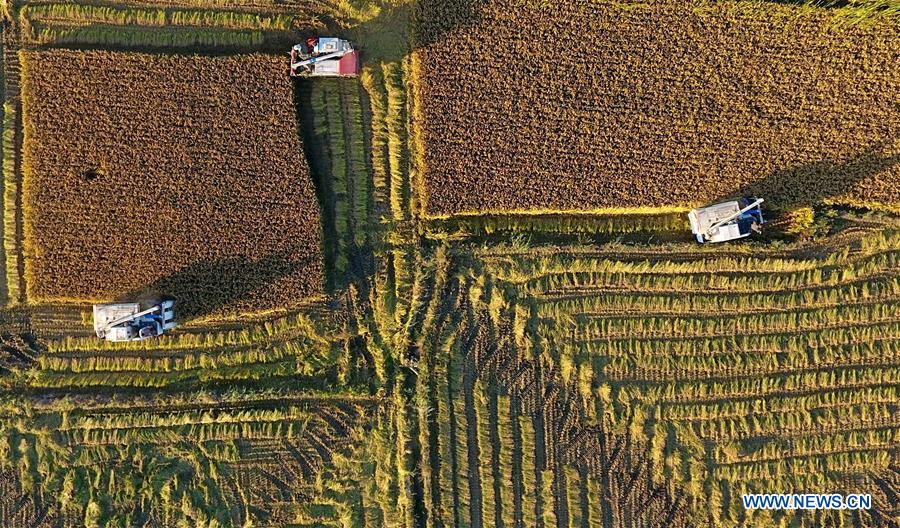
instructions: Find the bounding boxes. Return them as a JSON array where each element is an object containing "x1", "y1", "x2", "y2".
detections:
[
  {"x1": 21, "y1": 50, "x2": 323, "y2": 318},
  {"x1": 471, "y1": 226, "x2": 900, "y2": 527},
  {"x1": 415, "y1": 0, "x2": 900, "y2": 215},
  {"x1": 0, "y1": 390, "x2": 386, "y2": 526}
]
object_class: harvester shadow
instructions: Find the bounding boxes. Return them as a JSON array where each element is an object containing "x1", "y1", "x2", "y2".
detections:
[
  {"x1": 734, "y1": 141, "x2": 900, "y2": 211},
  {"x1": 119, "y1": 251, "x2": 306, "y2": 322},
  {"x1": 293, "y1": 75, "x2": 389, "y2": 293},
  {"x1": 334, "y1": 0, "x2": 482, "y2": 64},
  {"x1": 339, "y1": 3, "x2": 412, "y2": 65},
  {"x1": 290, "y1": 0, "x2": 481, "y2": 290},
  {"x1": 292, "y1": 79, "x2": 341, "y2": 291}
]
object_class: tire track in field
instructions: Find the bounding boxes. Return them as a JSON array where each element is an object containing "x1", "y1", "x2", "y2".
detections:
[{"x1": 439, "y1": 277, "x2": 691, "y2": 528}]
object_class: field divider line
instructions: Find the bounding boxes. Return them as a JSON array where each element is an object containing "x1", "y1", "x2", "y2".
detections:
[
  {"x1": 714, "y1": 443, "x2": 899, "y2": 469},
  {"x1": 476, "y1": 228, "x2": 900, "y2": 262},
  {"x1": 701, "y1": 417, "x2": 900, "y2": 443},
  {"x1": 477, "y1": 237, "x2": 872, "y2": 256},
  {"x1": 571, "y1": 304, "x2": 899, "y2": 331},
  {"x1": 28, "y1": 395, "x2": 381, "y2": 417},
  {"x1": 489, "y1": 248, "x2": 900, "y2": 279},
  {"x1": 562, "y1": 295, "x2": 900, "y2": 319},
  {"x1": 57, "y1": 413, "x2": 319, "y2": 433},
  {"x1": 504, "y1": 267, "x2": 900, "y2": 296},
  {"x1": 570, "y1": 333, "x2": 900, "y2": 358},
  {"x1": 532, "y1": 275, "x2": 899, "y2": 302},
  {"x1": 664, "y1": 394, "x2": 900, "y2": 421},
  {"x1": 2, "y1": 26, "x2": 26, "y2": 305},
  {"x1": 11, "y1": 87, "x2": 25, "y2": 304},
  {"x1": 650, "y1": 379, "x2": 900, "y2": 406},
  {"x1": 505, "y1": 270, "x2": 900, "y2": 298},
  {"x1": 572, "y1": 315, "x2": 900, "y2": 341},
  {"x1": 606, "y1": 357, "x2": 900, "y2": 385}
]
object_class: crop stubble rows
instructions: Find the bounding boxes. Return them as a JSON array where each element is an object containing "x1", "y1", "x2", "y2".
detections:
[{"x1": 483, "y1": 230, "x2": 900, "y2": 526}]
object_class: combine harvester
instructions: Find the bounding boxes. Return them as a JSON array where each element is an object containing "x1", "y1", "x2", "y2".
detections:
[
  {"x1": 290, "y1": 37, "x2": 359, "y2": 77},
  {"x1": 688, "y1": 197, "x2": 765, "y2": 243},
  {"x1": 93, "y1": 301, "x2": 176, "y2": 342}
]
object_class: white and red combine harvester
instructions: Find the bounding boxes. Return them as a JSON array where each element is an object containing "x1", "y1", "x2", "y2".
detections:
[
  {"x1": 290, "y1": 37, "x2": 359, "y2": 77},
  {"x1": 93, "y1": 301, "x2": 176, "y2": 342}
]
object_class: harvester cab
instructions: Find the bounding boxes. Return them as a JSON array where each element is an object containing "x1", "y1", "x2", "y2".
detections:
[
  {"x1": 93, "y1": 301, "x2": 176, "y2": 342},
  {"x1": 290, "y1": 37, "x2": 359, "y2": 77},
  {"x1": 688, "y1": 197, "x2": 765, "y2": 243}
]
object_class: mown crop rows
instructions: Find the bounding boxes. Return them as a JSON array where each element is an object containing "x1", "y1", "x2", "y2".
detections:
[
  {"x1": 415, "y1": 0, "x2": 900, "y2": 215},
  {"x1": 13, "y1": 0, "x2": 340, "y2": 49},
  {"x1": 412, "y1": 253, "x2": 691, "y2": 528},
  {"x1": 18, "y1": 3, "x2": 320, "y2": 49},
  {"x1": 21, "y1": 50, "x2": 324, "y2": 318},
  {"x1": 0, "y1": 1, "x2": 420, "y2": 521},
  {"x1": 27, "y1": 307, "x2": 373, "y2": 390},
  {"x1": 0, "y1": 282, "x2": 390, "y2": 526},
  {"x1": 295, "y1": 78, "x2": 372, "y2": 287},
  {"x1": 0, "y1": 0, "x2": 429, "y2": 526},
  {"x1": 0, "y1": 390, "x2": 384, "y2": 526},
  {"x1": 472, "y1": 226, "x2": 900, "y2": 527}
]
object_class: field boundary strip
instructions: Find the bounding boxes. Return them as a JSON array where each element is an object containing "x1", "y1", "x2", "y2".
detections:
[
  {"x1": 13, "y1": 0, "x2": 335, "y2": 50},
  {"x1": 1, "y1": 25, "x2": 27, "y2": 306}
]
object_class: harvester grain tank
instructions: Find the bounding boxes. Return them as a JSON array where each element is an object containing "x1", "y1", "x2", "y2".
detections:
[
  {"x1": 93, "y1": 301, "x2": 176, "y2": 342},
  {"x1": 688, "y1": 197, "x2": 765, "y2": 243},
  {"x1": 290, "y1": 37, "x2": 359, "y2": 77}
]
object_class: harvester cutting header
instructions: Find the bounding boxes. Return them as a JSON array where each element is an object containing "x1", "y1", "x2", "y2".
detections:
[{"x1": 290, "y1": 37, "x2": 359, "y2": 77}]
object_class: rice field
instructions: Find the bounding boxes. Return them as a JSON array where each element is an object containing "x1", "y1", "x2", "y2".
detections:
[
  {"x1": 21, "y1": 50, "x2": 325, "y2": 318},
  {"x1": 0, "y1": 0, "x2": 896, "y2": 526},
  {"x1": 414, "y1": 0, "x2": 900, "y2": 216}
]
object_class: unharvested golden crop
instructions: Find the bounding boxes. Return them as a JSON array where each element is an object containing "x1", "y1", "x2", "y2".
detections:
[
  {"x1": 22, "y1": 50, "x2": 323, "y2": 318},
  {"x1": 416, "y1": 0, "x2": 900, "y2": 215}
]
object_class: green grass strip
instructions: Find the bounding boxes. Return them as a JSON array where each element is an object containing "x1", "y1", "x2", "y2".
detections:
[
  {"x1": 2, "y1": 102, "x2": 19, "y2": 305},
  {"x1": 382, "y1": 62, "x2": 408, "y2": 222},
  {"x1": 319, "y1": 80, "x2": 350, "y2": 277}
]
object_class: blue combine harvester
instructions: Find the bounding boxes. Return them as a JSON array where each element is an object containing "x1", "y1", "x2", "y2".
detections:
[
  {"x1": 688, "y1": 197, "x2": 765, "y2": 243},
  {"x1": 93, "y1": 301, "x2": 176, "y2": 342}
]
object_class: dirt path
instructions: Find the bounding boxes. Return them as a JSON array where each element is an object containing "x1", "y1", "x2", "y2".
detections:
[{"x1": 462, "y1": 329, "x2": 484, "y2": 528}]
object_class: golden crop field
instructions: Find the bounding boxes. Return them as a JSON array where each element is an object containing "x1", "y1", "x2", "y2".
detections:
[
  {"x1": 415, "y1": 0, "x2": 900, "y2": 215},
  {"x1": 0, "y1": 0, "x2": 897, "y2": 527},
  {"x1": 21, "y1": 50, "x2": 324, "y2": 317}
]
